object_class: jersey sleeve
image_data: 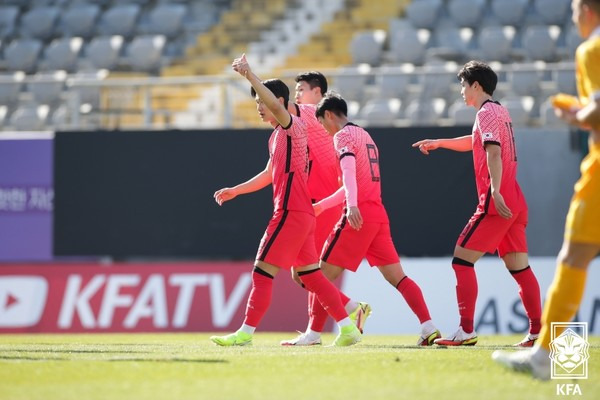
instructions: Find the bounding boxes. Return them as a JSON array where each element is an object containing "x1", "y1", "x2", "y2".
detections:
[
  {"x1": 476, "y1": 109, "x2": 502, "y2": 147},
  {"x1": 334, "y1": 129, "x2": 356, "y2": 159},
  {"x1": 282, "y1": 114, "x2": 305, "y2": 137}
]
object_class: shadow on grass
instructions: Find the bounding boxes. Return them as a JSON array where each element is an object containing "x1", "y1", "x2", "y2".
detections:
[{"x1": 0, "y1": 355, "x2": 228, "y2": 363}]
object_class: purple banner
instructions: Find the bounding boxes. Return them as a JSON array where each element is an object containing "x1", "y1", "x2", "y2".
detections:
[{"x1": 0, "y1": 134, "x2": 53, "y2": 261}]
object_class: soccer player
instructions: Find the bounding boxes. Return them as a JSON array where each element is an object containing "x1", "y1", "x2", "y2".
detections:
[
  {"x1": 493, "y1": 0, "x2": 600, "y2": 379},
  {"x1": 210, "y1": 55, "x2": 361, "y2": 346},
  {"x1": 313, "y1": 92, "x2": 441, "y2": 346},
  {"x1": 412, "y1": 61, "x2": 542, "y2": 347},
  {"x1": 282, "y1": 72, "x2": 371, "y2": 346}
]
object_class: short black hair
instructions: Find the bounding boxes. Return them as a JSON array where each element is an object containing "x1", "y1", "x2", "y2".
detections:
[
  {"x1": 250, "y1": 78, "x2": 289, "y2": 109},
  {"x1": 295, "y1": 71, "x2": 328, "y2": 95},
  {"x1": 315, "y1": 92, "x2": 347, "y2": 119},
  {"x1": 457, "y1": 60, "x2": 497, "y2": 96}
]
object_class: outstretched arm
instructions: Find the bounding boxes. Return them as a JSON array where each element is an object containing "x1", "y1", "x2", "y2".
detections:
[
  {"x1": 232, "y1": 54, "x2": 291, "y2": 128},
  {"x1": 214, "y1": 159, "x2": 272, "y2": 206},
  {"x1": 412, "y1": 135, "x2": 472, "y2": 155}
]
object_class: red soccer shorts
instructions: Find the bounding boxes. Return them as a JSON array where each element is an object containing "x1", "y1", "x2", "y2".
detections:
[
  {"x1": 320, "y1": 216, "x2": 400, "y2": 272},
  {"x1": 314, "y1": 204, "x2": 343, "y2": 254},
  {"x1": 256, "y1": 210, "x2": 318, "y2": 269},
  {"x1": 457, "y1": 209, "x2": 529, "y2": 257}
]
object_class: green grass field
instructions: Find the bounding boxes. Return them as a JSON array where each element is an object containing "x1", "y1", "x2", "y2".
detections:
[{"x1": 0, "y1": 333, "x2": 598, "y2": 400}]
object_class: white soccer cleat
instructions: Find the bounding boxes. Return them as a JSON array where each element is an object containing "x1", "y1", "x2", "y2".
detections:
[
  {"x1": 434, "y1": 326, "x2": 478, "y2": 346},
  {"x1": 492, "y1": 349, "x2": 551, "y2": 380},
  {"x1": 513, "y1": 333, "x2": 539, "y2": 347},
  {"x1": 280, "y1": 331, "x2": 322, "y2": 346}
]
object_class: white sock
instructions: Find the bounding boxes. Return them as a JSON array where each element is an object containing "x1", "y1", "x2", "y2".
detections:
[
  {"x1": 337, "y1": 317, "x2": 352, "y2": 328},
  {"x1": 420, "y1": 319, "x2": 436, "y2": 335},
  {"x1": 531, "y1": 345, "x2": 550, "y2": 366},
  {"x1": 239, "y1": 324, "x2": 255, "y2": 335},
  {"x1": 306, "y1": 329, "x2": 321, "y2": 339},
  {"x1": 345, "y1": 300, "x2": 359, "y2": 314}
]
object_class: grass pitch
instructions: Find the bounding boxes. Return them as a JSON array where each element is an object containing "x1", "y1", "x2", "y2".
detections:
[{"x1": 0, "y1": 333, "x2": 598, "y2": 400}]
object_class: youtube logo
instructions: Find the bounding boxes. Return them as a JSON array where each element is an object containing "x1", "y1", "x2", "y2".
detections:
[{"x1": 0, "y1": 276, "x2": 48, "y2": 327}]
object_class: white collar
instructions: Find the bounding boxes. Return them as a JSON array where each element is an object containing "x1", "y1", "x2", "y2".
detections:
[{"x1": 590, "y1": 26, "x2": 600, "y2": 39}]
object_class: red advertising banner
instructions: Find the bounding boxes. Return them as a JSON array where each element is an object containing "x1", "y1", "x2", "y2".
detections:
[{"x1": 0, "y1": 262, "x2": 315, "y2": 333}]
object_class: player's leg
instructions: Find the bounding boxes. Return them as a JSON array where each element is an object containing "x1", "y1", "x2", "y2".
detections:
[{"x1": 210, "y1": 261, "x2": 280, "y2": 346}]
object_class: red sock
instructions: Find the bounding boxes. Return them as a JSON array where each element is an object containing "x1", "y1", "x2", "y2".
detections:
[
  {"x1": 243, "y1": 268, "x2": 273, "y2": 328},
  {"x1": 396, "y1": 276, "x2": 431, "y2": 323},
  {"x1": 452, "y1": 257, "x2": 477, "y2": 333},
  {"x1": 510, "y1": 266, "x2": 542, "y2": 335},
  {"x1": 298, "y1": 269, "x2": 347, "y2": 322},
  {"x1": 308, "y1": 288, "x2": 350, "y2": 332}
]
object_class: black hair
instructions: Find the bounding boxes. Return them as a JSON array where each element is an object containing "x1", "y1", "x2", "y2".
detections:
[
  {"x1": 457, "y1": 60, "x2": 498, "y2": 96},
  {"x1": 295, "y1": 71, "x2": 328, "y2": 95},
  {"x1": 315, "y1": 92, "x2": 348, "y2": 119},
  {"x1": 250, "y1": 79, "x2": 289, "y2": 109}
]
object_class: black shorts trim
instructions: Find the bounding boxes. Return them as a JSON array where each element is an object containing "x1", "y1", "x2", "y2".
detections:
[
  {"x1": 322, "y1": 215, "x2": 347, "y2": 262},
  {"x1": 258, "y1": 210, "x2": 289, "y2": 261},
  {"x1": 253, "y1": 266, "x2": 274, "y2": 278},
  {"x1": 459, "y1": 213, "x2": 486, "y2": 248}
]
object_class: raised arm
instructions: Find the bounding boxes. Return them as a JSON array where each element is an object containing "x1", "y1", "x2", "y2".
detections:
[
  {"x1": 214, "y1": 159, "x2": 272, "y2": 206},
  {"x1": 232, "y1": 54, "x2": 291, "y2": 128},
  {"x1": 412, "y1": 135, "x2": 473, "y2": 155}
]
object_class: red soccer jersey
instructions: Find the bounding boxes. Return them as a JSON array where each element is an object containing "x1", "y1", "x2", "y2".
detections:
[
  {"x1": 334, "y1": 123, "x2": 388, "y2": 223},
  {"x1": 471, "y1": 100, "x2": 527, "y2": 215},
  {"x1": 269, "y1": 114, "x2": 313, "y2": 214},
  {"x1": 296, "y1": 104, "x2": 341, "y2": 201}
]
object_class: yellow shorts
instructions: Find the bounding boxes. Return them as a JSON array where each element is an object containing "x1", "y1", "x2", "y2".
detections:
[{"x1": 564, "y1": 143, "x2": 600, "y2": 244}]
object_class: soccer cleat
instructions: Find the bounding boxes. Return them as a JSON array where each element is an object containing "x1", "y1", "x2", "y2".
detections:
[
  {"x1": 349, "y1": 302, "x2": 372, "y2": 333},
  {"x1": 513, "y1": 333, "x2": 539, "y2": 348},
  {"x1": 332, "y1": 324, "x2": 362, "y2": 346},
  {"x1": 434, "y1": 327, "x2": 478, "y2": 346},
  {"x1": 417, "y1": 329, "x2": 442, "y2": 346},
  {"x1": 210, "y1": 330, "x2": 252, "y2": 346},
  {"x1": 491, "y1": 349, "x2": 551, "y2": 380},
  {"x1": 280, "y1": 331, "x2": 322, "y2": 346}
]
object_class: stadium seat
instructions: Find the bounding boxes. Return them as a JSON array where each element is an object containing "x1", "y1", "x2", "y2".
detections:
[
  {"x1": 60, "y1": 4, "x2": 101, "y2": 39},
  {"x1": 376, "y1": 65, "x2": 413, "y2": 99},
  {"x1": 41, "y1": 37, "x2": 84, "y2": 72},
  {"x1": 553, "y1": 63, "x2": 577, "y2": 94},
  {"x1": 448, "y1": 100, "x2": 477, "y2": 125},
  {"x1": 447, "y1": 0, "x2": 486, "y2": 28},
  {"x1": 563, "y1": 24, "x2": 583, "y2": 58},
  {"x1": 97, "y1": 4, "x2": 141, "y2": 38},
  {"x1": 144, "y1": 3, "x2": 187, "y2": 38},
  {"x1": 5, "y1": 39, "x2": 43, "y2": 73},
  {"x1": 125, "y1": 35, "x2": 167, "y2": 73},
  {"x1": 539, "y1": 98, "x2": 563, "y2": 126},
  {"x1": 85, "y1": 36, "x2": 124, "y2": 70},
  {"x1": 9, "y1": 104, "x2": 49, "y2": 131},
  {"x1": 491, "y1": 0, "x2": 529, "y2": 26},
  {"x1": 522, "y1": 25, "x2": 560, "y2": 62},
  {"x1": 350, "y1": 30, "x2": 386, "y2": 66},
  {"x1": 0, "y1": 6, "x2": 19, "y2": 40},
  {"x1": 477, "y1": 26, "x2": 516, "y2": 63},
  {"x1": 0, "y1": 72, "x2": 24, "y2": 109},
  {"x1": 20, "y1": 6, "x2": 60, "y2": 40},
  {"x1": 508, "y1": 67, "x2": 542, "y2": 97},
  {"x1": 28, "y1": 71, "x2": 67, "y2": 106},
  {"x1": 388, "y1": 25, "x2": 428, "y2": 65},
  {"x1": 69, "y1": 69, "x2": 108, "y2": 110},
  {"x1": 0, "y1": 105, "x2": 8, "y2": 128},
  {"x1": 500, "y1": 96, "x2": 535, "y2": 126},
  {"x1": 418, "y1": 63, "x2": 457, "y2": 100},
  {"x1": 360, "y1": 98, "x2": 401, "y2": 127},
  {"x1": 405, "y1": 98, "x2": 446, "y2": 126},
  {"x1": 332, "y1": 65, "x2": 371, "y2": 102},
  {"x1": 427, "y1": 25, "x2": 473, "y2": 62},
  {"x1": 406, "y1": 0, "x2": 443, "y2": 29},
  {"x1": 534, "y1": 0, "x2": 570, "y2": 25}
]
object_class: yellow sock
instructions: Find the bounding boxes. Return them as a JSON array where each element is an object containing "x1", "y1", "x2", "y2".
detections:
[{"x1": 538, "y1": 262, "x2": 587, "y2": 350}]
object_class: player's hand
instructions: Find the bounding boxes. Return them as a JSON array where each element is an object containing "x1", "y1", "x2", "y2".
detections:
[
  {"x1": 214, "y1": 187, "x2": 238, "y2": 205},
  {"x1": 313, "y1": 202, "x2": 323, "y2": 216},
  {"x1": 232, "y1": 53, "x2": 251, "y2": 78},
  {"x1": 491, "y1": 190, "x2": 512, "y2": 219},
  {"x1": 412, "y1": 139, "x2": 439, "y2": 155},
  {"x1": 347, "y1": 206, "x2": 363, "y2": 230},
  {"x1": 554, "y1": 107, "x2": 592, "y2": 130}
]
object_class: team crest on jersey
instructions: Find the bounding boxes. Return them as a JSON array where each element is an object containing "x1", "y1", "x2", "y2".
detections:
[{"x1": 483, "y1": 132, "x2": 494, "y2": 140}]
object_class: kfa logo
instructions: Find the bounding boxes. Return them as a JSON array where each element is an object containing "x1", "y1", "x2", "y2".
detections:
[
  {"x1": 0, "y1": 276, "x2": 48, "y2": 327},
  {"x1": 550, "y1": 322, "x2": 589, "y2": 396}
]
